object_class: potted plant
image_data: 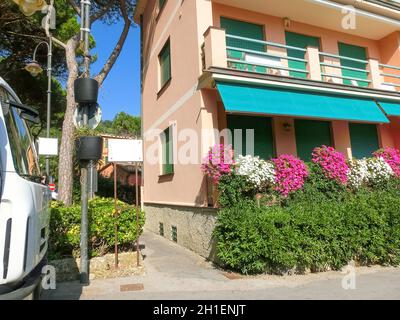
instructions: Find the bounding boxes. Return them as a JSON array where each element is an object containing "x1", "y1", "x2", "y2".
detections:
[
  {"x1": 74, "y1": 78, "x2": 99, "y2": 104},
  {"x1": 75, "y1": 127, "x2": 103, "y2": 162}
]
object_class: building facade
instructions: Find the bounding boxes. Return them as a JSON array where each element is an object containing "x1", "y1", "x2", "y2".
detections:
[{"x1": 134, "y1": 0, "x2": 400, "y2": 259}]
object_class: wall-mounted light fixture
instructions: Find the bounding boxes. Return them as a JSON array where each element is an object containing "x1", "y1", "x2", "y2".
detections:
[
  {"x1": 284, "y1": 17, "x2": 291, "y2": 29},
  {"x1": 283, "y1": 122, "x2": 292, "y2": 132}
]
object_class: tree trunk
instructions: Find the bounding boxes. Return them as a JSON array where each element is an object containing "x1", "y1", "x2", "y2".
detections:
[{"x1": 57, "y1": 36, "x2": 79, "y2": 206}]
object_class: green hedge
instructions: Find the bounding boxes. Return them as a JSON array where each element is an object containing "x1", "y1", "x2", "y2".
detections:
[
  {"x1": 214, "y1": 169, "x2": 400, "y2": 274},
  {"x1": 49, "y1": 198, "x2": 145, "y2": 260}
]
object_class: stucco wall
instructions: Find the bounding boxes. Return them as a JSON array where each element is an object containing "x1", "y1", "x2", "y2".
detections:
[{"x1": 144, "y1": 203, "x2": 218, "y2": 260}]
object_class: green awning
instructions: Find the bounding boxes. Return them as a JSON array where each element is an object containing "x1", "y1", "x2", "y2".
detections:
[
  {"x1": 217, "y1": 82, "x2": 389, "y2": 123},
  {"x1": 377, "y1": 101, "x2": 400, "y2": 117}
]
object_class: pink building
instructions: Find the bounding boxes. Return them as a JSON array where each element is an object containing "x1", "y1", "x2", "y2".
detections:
[{"x1": 134, "y1": 0, "x2": 400, "y2": 258}]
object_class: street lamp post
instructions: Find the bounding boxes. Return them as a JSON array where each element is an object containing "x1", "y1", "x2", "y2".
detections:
[
  {"x1": 25, "y1": 38, "x2": 53, "y2": 177},
  {"x1": 14, "y1": 0, "x2": 55, "y2": 178}
]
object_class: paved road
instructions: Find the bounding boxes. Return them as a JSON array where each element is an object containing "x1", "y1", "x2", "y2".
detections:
[{"x1": 41, "y1": 231, "x2": 400, "y2": 300}]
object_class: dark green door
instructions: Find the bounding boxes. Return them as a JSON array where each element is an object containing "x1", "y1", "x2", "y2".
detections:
[
  {"x1": 227, "y1": 115, "x2": 274, "y2": 159},
  {"x1": 285, "y1": 32, "x2": 320, "y2": 79},
  {"x1": 338, "y1": 43, "x2": 369, "y2": 87},
  {"x1": 295, "y1": 119, "x2": 332, "y2": 161},
  {"x1": 221, "y1": 17, "x2": 265, "y2": 73},
  {"x1": 349, "y1": 123, "x2": 379, "y2": 159}
]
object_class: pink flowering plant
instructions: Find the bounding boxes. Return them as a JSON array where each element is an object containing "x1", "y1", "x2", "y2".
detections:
[
  {"x1": 311, "y1": 145, "x2": 349, "y2": 185},
  {"x1": 201, "y1": 144, "x2": 235, "y2": 184},
  {"x1": 272, "y1": 154, "x2": 309, "y2": 197},
  {"x1": 373, "y1": 147, "x2": 400, "y2": 177}
]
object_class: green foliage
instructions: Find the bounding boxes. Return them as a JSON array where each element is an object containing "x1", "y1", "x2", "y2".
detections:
[
  {"x1": 96, "y1": 176, "x2": 138, "y2": 205},
  {"x1": 284, "y1": 163, "x2": 348, "y2": 205},
  {"x1": 214, "y1": 172, "x2": 400, "y2": 274},
  {"x1": 49, "y1": 197, "x2": 145, "y2": 259},
  {"x1": 111, "y1": 112, "x2": 141, "y2": 137},
  {"x1": 75, "y1": 126, "x2": 100, "y2": 137},
  {"x1": 217, "y1": 173, "x2": 255, "y2": 208}
]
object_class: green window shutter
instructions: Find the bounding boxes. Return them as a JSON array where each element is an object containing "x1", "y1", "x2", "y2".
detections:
[
  {"x1": 349, "y1": 123, "x2": 379, "y2": 159},
  {"x1": 285, "y1": 32, "x2": 320, "y2": 79},
  {"x1": 162, "y1": 127, "x2": 174, "y2": 174},
  {"x1": 227, "y1": 115, "x2": 275, "y2": 159},
  {"x1": 338, "y1": 43, "x2": 368, "y2": 87},
  {"x1": 295, "y1": 119, "x2": 332, "y2": 161},
  {"x1": 159, "y1": 41, "x2": 171, "y2": 87},
  {"x1": 220, "y1": 17, "x2": 266, "y2": 73}
]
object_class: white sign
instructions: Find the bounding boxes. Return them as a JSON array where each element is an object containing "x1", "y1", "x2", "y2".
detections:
[
  {"x1": 38, "y1": 138, "x2": 58, "y2": 156},
  {"x1": 108, "y1": 139, "x2": 143, "y2": 163}
]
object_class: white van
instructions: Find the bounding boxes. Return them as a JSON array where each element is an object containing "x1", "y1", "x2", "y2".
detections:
[{"x1": 0, "y1": 77, "x2": 51, "y2": 299}]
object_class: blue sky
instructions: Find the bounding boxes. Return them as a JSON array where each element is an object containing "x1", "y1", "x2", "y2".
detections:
[{"x1": 90, "y1": 21, "x2": 141, "y2": 120}]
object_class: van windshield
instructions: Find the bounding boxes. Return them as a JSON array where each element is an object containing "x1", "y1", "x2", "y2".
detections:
[{"x1": 0, "y1": 86, "x2": 41, "y2": 179}]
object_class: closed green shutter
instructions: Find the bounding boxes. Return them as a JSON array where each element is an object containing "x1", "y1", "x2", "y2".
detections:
[
  {"x1": 159, "y1": 41, "x2": 171, "y2": 87},
  {"x1": 285, "y1": 32, "x2": 320, "y2": 79},
  {"x1": 295, "y1": 119, "x2": 332, "y2": 161},
  {"x1": 162, "y1": 127, "x2": 174, "y2": 174},
  {"x1": 221, "y1": 17, "x2": 265, "y2": 73},
  {"x1": 227, "y1": 115, "x2": 274, "y2": 159},
  {"x1": 338, "y1": 43, "x2": 368, "y2": 87},
  {"x1": 349, "y1": 123, "x2": 379, "y2": 159}
]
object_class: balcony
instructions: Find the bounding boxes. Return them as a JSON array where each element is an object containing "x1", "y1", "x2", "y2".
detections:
[
  {"x1": 212, "y1": 0, "x2": 400, "y2": 40},
  {"x1": 202, "y1": 28, "x2": 400, "y2": 95}
]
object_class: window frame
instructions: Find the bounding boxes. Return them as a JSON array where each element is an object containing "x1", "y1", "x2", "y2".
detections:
[
  {"x1": 0, "y1": 87, "x2": 41, "y2": 180},
  {"x1": 158, "y1": 39, "x2": 172, "y2": 95},
  {"x1": 161, "y1": 125, "x2": 174, "y2": 176}
]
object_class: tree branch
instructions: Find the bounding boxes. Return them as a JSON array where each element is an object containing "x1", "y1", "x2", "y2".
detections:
[
  {"x1": 94, "y1": 0, "x2": 131, "y2": 85},
  {"x1": 52, "y1": 37, "x2": 67, "y2": 49},
  {"x1": 5, "y1": 31, "x2": 46, "y2": 40},
  {"x1": 90, "y1": 0, "x2": 116, "y2": 23},
  {"x1": 67, "y1": 0, "x2": 81, "y2": 16}
]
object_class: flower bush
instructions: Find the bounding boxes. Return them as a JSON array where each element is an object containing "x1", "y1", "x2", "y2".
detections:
[
  {"x1": 347, "y1": 157, "x2": 394, "y2": 189},
  {"x1": 347, "y1": 159, "x2": 368, "y2": 190},
  {"x1": 203, "y1": 145, "x2": 400, "y2": 198},
  {"x1": 366, "y1": 157, "x2": 394, "y2": 185},
  {"x1": 236, "y1": 155, "x2": 275, "y2": 191},
  {"x1": 374, "y1": 147, "x2": 400, "y2": 177},
  {"x1": 201, "y1": 144, "x2": 235, "y2": 184},
  {"x1": 312, "y1": 145, "x2": 349, "y2": 185},
  {"x1": 272, "y1": 154, "x2": 309, "y2": 197}
]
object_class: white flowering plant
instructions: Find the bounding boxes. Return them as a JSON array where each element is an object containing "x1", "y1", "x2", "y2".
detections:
[
  {"x1": 236, "y1": 155, "x2": 275, "y2": 191},
  {"x1": 366, "y1": 157, "x2": 394, "y2": 186},
  {"x1": 347, "y1": 159, "x2": 368, "y2": 190},
  {"x1": 347, "y1": 157, "x2": 394, "y2": 190}
]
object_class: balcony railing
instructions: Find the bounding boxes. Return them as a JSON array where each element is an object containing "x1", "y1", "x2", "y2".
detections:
[{"x1": 203, "y1": 27, "x2": 400, "y2": 93}]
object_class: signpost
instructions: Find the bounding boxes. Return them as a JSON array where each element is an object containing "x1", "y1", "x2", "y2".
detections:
[{"x1": 108, "y1": 139, "x2": 143, "y2": 268}]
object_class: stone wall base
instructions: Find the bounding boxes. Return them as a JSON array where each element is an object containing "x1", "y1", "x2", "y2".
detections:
[{"x1": 143, "y1": 203, "x2": 218, "y2": 261}]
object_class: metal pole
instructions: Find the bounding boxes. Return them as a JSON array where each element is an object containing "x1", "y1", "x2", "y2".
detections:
[
  {"x1": 114, "y1": 163, "x2": 119, "y2": 269},
  {"x1": 45, "y1": 36, "x2": 52, "y2": 177},
  {"x1": 135, "y1": 163, "x2": 140, "y2": 267},
  {"x1": 80, "y1": 0, "x2": 91, "y2": 286}
]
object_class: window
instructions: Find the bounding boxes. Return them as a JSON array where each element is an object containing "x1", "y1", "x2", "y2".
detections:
[
  {"x1": 227, "y1": 115, "x2": 275, "y2": 159},
  {"x1": 0, "y1": 87, "x2": 40, "y2": 178},
  {"x1": 338, "y1": 43, "x2": 369, "y2": 87},
  {"x1": 221, "y1": 17, "x2": 266, "y2": 73},
  {"x1": 295, "y1": 119, "x2": 332, "y2": 161},
  {"x1": 159, "y1": 40, "x2": 171, "y2": 90},
  {"x1": 349, "y1": 123, "x2": 379, "y2": 159},
  {"x1": 161, "y1": 126, "x2": 174, "y2": 175},
  {"x1": 285, "y1": 32, "x2": 320, "y2": 79}
]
